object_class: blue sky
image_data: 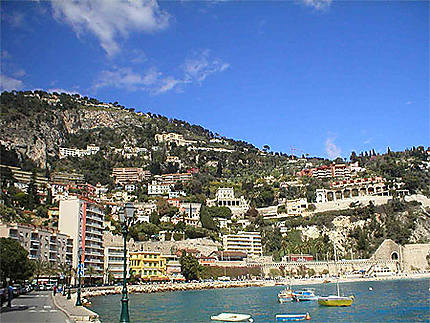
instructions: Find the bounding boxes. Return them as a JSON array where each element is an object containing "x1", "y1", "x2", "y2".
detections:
[{"x1": 1, "y1": 0, "x2": 428, "y2": 159}]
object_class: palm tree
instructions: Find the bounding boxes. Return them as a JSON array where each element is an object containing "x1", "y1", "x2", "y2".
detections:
[{"x1": 86, "y1": 266, "x2": 97, "y2": 286}]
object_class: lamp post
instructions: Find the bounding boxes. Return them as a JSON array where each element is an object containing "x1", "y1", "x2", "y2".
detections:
[
  {"x1": 67, "y1": 265, "x2": 72, "y2": 300},
  {"x1": 76, "y1": 247, "x2": 83, "y2": 306},
  {"x1": 119, "y1": 202, "x2": 134, "y2": 323}
]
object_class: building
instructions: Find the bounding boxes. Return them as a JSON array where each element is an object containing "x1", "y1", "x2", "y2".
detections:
[
  {"x1": 0, "y1": 222, "x2": 73, "y2": 265},
  {"x1": 155, "y1": 133, "x2": 197, "y2": 146},
  {"x1": 148, "y1": 181, "x2": 172, "y2": 195},
  {"x1": 1, "y1": 164, "x2": 48, "y2": 192},
  {"x1": 282, "y1": 254, "x2": 314, "y2": 262},
  {"x1": 178, "y1": 203, "x2": 202, "y2": 227},
  {"x1": 207, "y1": 188, "x2": 249, "y2": 217},
  {"x1": 58, "y1": 197, "x2": 105, "y2": 279},
  {"x1": 163, "y1": 255, "x2": 184, "y2": 280},
  {"x1": 59, "y1": 145, "x2": 100, "y2": 159},
  {"x1": 222, "y1": 231, "x2": 263, "y2": 258},
  {"x1": 129, "y1": 251, "x2": 168, "y2": 281},
  {"x1": 155, "y1": 172, "x2": 193, "y2": 185},
  {"x1": 50, "y1": 171, "x2": 85, "y2": 185},
  {"x1": 285, "y1": 198, "x2": 308, "y2": 216},
  {"x1": 166, "y1": 156, "x2": 182, "y2": 167},
  {"x1": 112, "y1": 168, "x2": 147, "y2": 185},
  {"x1": 103, "y1": 232, "x2": 140, "y2": 282},
  {"x1": 298, "y1": 163, "x2": 354, "y2": 179},
  {"x1": 315, "y1": 177, "x2": 407, "y2": 203}
]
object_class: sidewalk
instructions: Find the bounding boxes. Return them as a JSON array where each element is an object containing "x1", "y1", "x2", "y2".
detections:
[{"x1": 51, "y1": 292, "x2": 100, "y2": 323}]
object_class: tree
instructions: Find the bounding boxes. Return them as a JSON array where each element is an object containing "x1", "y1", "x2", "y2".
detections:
[
  {"x1": 0, "y1": 238, "x2": 34, "y2": 285},
  {"x1": 179, "y1": 254, "x2": 203, "y2": 281},
  {"x1": 86, "y1": 266, "x2": 97, "y2": 286},
  {"x1": 32, "y1": 259, "x2": 48, "y2": 285}
]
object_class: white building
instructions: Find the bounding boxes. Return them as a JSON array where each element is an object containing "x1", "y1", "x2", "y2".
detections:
[
  {"x1": 222, "y1": 231, "x2": 263, "y2": 258},
  {"x1": 179, "y1": 203, "x2": 202, "y2": 227},
  {"x1": 148, "y1": 181, "x2": 172, "y2": 195},
  {"x1": 155, "y1": 133, "x2": 197, "y2": 146},
  {"x1": 207, "y1": 187, "x2": 249, "y2": 217},
  {"x1": 59, "y1": 145, "x2": 100, "y2": 159},
  {"x1": 0, "y1": 222, "x2": 73, "y2": 265},
  {"x1": 59, "y1": 197, "x2": 105, "y2": 279}
]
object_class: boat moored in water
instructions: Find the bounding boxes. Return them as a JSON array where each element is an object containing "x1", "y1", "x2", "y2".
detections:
[
  {"x1": 292, "y1": 289, "x2": 318, "y2": 302},
  {"x1": 317, "y1": 295, "x2": 354, "y2": 307},
  {"x1": 278, "y1": 288, "x2": 294, "y2": 303},
  {"x1": 211, "y1": 313, "x2": 254, "y2": 322},
  {"x1": 275, "y1": 313, "x2": 311, "y2": 321}
]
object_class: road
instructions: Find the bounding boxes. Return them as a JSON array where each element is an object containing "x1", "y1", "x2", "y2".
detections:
[{"x1": 0, "y1": 290, "x2": 69, "y2": 323}]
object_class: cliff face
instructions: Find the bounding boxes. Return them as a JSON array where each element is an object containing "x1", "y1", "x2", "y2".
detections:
[{"x1": 0, "y1": 106, "x2": 139, "y2": 168}]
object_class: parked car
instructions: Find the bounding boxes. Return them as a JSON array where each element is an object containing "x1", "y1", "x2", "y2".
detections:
[{"x1": 11, "y1": 284, "x2": 22, "y2": 297}]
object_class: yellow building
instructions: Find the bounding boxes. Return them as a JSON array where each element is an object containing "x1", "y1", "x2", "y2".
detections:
[{"x1": 129, "y1": 251, "x2": 168, "y2": 281}]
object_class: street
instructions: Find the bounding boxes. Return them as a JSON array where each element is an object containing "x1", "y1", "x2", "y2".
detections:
[{"x1": 0, "y1": 291, "x2": 69, "y2": 323}]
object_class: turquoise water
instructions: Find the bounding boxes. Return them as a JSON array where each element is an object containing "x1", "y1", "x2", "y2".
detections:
[{"x1": 91, "y1": 278, "x2": 430, "y2": 322}]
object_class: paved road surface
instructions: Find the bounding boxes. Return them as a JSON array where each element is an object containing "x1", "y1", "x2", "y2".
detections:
[{"x1": 0, "y1": 291, "x2": 69, "y2": 323}]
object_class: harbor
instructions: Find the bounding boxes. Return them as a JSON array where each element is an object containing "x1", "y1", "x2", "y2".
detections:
[{"x1": 90, "y1": 277, "x2": 430, "y2": 322}]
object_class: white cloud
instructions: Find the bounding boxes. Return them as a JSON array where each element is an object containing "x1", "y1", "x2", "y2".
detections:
[
  {"x1": 301, "y1": 0, "x2": 332, "y2": 11},
  {"x1": 1, "y1": 74, "x2": 24, "y2": 91},
  {"x1": 94, "y1": 50, "x2": 229, "y2": 94},
  {"x1": 51, "y1": 0, "x2": 170, "y2": 56},
  {"x1": 325, "y1": 137, "x2": 341, "y2": 159},
  {"x1": 405, "y1": 101, "x2": 413, "y2": 105},
  {"x1": 183, "y1": 49, "x2": 230, "y2": 83}
]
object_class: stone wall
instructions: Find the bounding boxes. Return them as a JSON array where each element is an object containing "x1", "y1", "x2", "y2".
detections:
[{"x1": 403, "y1": 244, "x2": 430, "y2": 271}]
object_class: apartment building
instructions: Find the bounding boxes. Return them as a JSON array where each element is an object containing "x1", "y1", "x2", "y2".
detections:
[
  {"x1": 50, "y1": 171, "x2": 85, "y2": 185},
  {"x1": 129, "y1": 251, "x2": 168, "y2": 281},
  {"x1": 0, "y1": 222, "x2": 73, "y2": 265},
  {"x1": 0, "y1": 165, "x2": 48, "y2": 192},
  {"x1": 148, "y1": 181, "x2": 172, "y2": 195},
  {"x1": 59, "y1": 145, "x2": 100, "y2": 159},
  {"x1": 59, "y1": 197, "x2": 105, "y2": 278},
  {"x1": 112, "y1": 168, "x2": 149, "y2": 185},
  {"x1": 298, "y1": 163, "x2": 354, "y2": 179},
  {"x1": 222, "y1": 231, "x2": 263, "y2": 258},
  {"x1": 103, "y1": 232, "x2": 141, "y2": 282},
  {"x1": 156, "y1": 172, "x2": 193, "y2": 185}
]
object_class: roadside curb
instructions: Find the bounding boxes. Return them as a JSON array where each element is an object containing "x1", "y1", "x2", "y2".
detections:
[
  {"x1": 51, "y1": 293, "x2": 73, "y2": 321},
  {"x1": 51, "y1": 293, "x2": 101, "y2": 323}
]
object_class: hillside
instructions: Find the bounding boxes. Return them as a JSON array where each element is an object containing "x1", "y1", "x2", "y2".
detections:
[{"x1": 1, "y1": 90, "x2": 429, "y2": 259}]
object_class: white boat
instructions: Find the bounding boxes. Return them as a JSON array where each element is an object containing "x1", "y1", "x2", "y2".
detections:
[{"x1": 211, "y1": 313, "x2": 254, "y2": 322}]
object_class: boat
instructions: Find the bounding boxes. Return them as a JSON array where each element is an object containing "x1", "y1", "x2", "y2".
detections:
[
  {"x1": 211, "y1": 313, "x2": 254, "y2": 322},
  {"x1": 292, "y1": 289, "x2": 318, "y2": 301},
  {"x1": 317, "y1": 242, "x2": 354, "y2": 307},
  {"x1": 275, "y1": 313, "x2": 311, "y2": 321},
  {"x1": 317, "y1": 295, "x2": 354, "y2": 307},
  {"x1": 278, "y1": 284, "x2": 294, "y2": 303}
]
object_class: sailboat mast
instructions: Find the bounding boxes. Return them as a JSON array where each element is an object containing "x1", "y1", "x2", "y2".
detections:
[{"x1": 333, "y1": 241, "x2": 340, "y2": 297}]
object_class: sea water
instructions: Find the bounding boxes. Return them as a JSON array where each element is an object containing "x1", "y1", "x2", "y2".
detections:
[{"x1": 91, "y1": 278, "x2": 430, "y2": 322}]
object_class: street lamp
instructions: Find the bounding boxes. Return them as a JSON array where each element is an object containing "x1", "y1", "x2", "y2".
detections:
[
  {"x1": 119, "y1": 202, "x2": 135, "y2": 323},
  {"x1": 67, "y1": 265, "x2": 72, "y2": 300},
  {"x1": 76, "y1": 247, "x2": 83, "y2": 306}
]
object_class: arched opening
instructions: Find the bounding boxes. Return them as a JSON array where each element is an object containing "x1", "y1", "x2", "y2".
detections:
[{"x1": 391, "y1": 251, "x2": 399, "y2": 261}]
